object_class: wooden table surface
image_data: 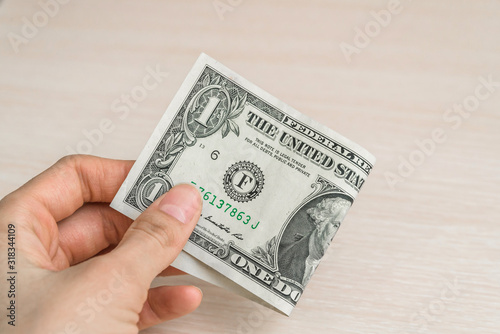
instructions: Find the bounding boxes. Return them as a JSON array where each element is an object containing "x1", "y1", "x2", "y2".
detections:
[{"x1": 1, "y1": 1, "x2": 499, "y2": 333}]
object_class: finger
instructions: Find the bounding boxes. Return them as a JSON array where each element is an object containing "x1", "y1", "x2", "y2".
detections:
[
  {"x1": 57, "y1": 203, "x2": 133, "y2": 265},
  {"x1": 11, "y1": 155, "x2": 134, "y2": 222},
  {"x1": 109, "y1": 184, "x2": 202, "y2": 288},
  {"x1": 138, "y1": 285, "x2": 203, "y2": 330}
]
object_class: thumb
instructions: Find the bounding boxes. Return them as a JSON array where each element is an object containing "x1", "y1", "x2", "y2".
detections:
[{"x1": 109, "y1": 184, "x2": 201, "y2": 287}]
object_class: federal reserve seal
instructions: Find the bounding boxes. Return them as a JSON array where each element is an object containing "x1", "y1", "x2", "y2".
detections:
[{"x1": 223, "y1": 161, "x2": 264, "y2": 202}]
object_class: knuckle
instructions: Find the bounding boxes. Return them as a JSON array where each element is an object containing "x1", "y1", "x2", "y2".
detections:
[
  {"x1": 55, "y1": 155, "x2": 93, "y2": 176},
  {"x1": 53, "y1": 155, "x2": 81, "y2": 178},
  {"x1": 56, "y1": 154, "x2": 81, "y2": 168},
  {"x1": 54, "y1": 155, "x2": 103, "y2": 201}
]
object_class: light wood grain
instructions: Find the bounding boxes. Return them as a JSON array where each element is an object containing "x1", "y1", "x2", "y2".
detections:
[{"x1": 1, "y1": 0, "x2": 499, "y2": 333}]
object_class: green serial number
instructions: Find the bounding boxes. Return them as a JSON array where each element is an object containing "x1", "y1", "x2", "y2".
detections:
[{"x1": 191, "y1": 181, "x2": 260, "y2": 230}]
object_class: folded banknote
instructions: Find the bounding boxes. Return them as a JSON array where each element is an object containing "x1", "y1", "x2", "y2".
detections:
[{"x1": 111, "y1": 53, "x2": 375, "y2": 315}]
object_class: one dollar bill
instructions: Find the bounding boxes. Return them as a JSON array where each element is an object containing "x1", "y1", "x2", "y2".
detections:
[{"x1": 111, "y1": 54, "x2": 375, "y2": 316}]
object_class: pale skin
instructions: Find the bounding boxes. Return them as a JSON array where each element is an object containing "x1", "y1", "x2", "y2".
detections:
[{"x1": 0, "y1": 155, "x2": 203, "y2": 333}]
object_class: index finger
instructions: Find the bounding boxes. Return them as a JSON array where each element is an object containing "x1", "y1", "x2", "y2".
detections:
[{"x1": 12, "y1": 155, "x2": 134, "y2": 222}]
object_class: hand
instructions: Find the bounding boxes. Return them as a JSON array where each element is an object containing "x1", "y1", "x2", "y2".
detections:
[{"x1": 0, "y1": 155, "x2": 203, "y2": 334}]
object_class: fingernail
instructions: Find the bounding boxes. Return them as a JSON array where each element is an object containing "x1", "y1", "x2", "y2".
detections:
[
  {"x1": 194, "y1": 286, "x2": 203, "y2": 297},
  {"x1": 158, "y1": 185, "x2": 200, "y2": 224}
]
